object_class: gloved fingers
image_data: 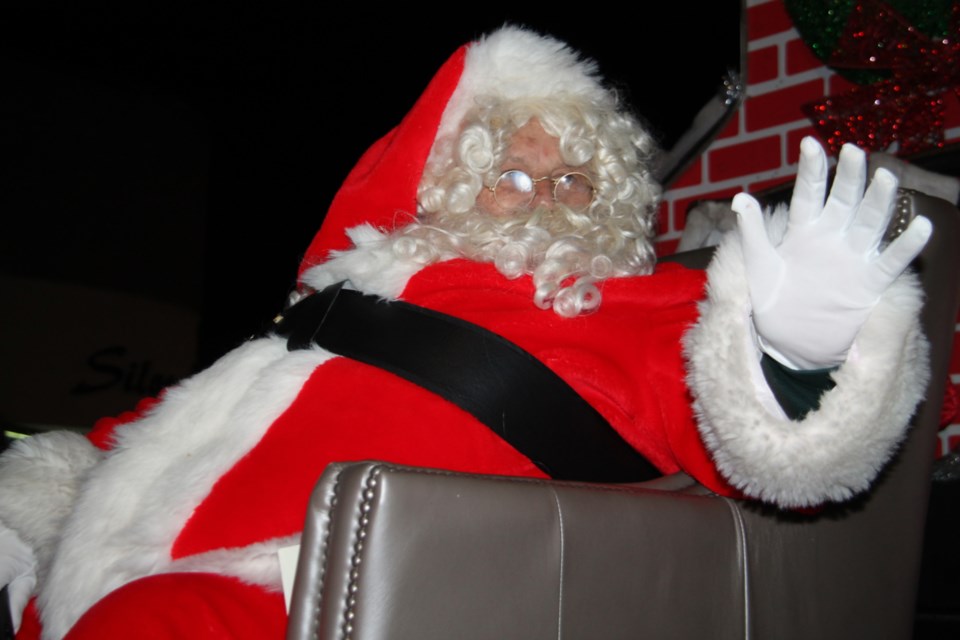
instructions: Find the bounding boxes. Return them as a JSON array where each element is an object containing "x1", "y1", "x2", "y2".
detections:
[
  {"x1": 822, "y1": 143, "x2": 867, "y2": 229},
  {"x1": 788, "y1": 137, "x2": 828, "y2": 226},
  {"x1": 874, "y1": 215, "x2": 932, "y2": 281},
  {"x1": 847, "y1": 168, "x2": 898, "y2": 254}
]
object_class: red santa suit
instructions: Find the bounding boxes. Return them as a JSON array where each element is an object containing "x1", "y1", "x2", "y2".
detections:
[{"x1": 0, "y1": 26, "x2": 929, "y2": 639}]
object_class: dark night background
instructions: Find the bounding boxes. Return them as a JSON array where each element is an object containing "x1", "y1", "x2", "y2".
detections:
[{"x1": 1, "y1": 3, "x2": 743, "y2": 374}]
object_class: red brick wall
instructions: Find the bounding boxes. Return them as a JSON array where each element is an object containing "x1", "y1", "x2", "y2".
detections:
[{"x1": 657, "y1": 0, "x2": 960, "y2": 456}]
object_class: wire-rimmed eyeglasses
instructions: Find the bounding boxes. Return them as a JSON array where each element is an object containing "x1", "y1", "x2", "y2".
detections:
[{"x1": 487, "y1": 170, "x2": 595, "y2": 212}]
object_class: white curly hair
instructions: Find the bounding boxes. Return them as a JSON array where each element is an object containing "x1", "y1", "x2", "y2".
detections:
[{"x1": 388, "y1": 94, "x2": 661, "y2": 317}]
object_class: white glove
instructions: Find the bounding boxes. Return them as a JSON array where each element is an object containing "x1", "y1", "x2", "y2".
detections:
[
  {"x1": 733, "y1": 137, "x2": 933, "y2": 369},
  {"x1": 0, "y1": 524, "x2": 37, "y2": 633}
]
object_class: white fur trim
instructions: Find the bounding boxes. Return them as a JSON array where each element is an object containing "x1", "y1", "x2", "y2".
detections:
[
  {"x1": 684, "y1": 213, "x2": 930, "y2": 508},
  {"x1": 0, "y1": 431, "x2": 101, "y2": 583},
  {"x1": 37, "y1": 336, "x2": 334, "y2": 638},
  {"x1": 0, "y1": 525, "x2": 36, "y2": 633},
  {"x1": 431, "y1": 26, "x2": 609, "y2": 167},
  {"x1": 168, "y1": 533, "x2": 300, "y2": 590},
  {"x1": 301, "y1": 224, "x2": 433, "y2": 299}
]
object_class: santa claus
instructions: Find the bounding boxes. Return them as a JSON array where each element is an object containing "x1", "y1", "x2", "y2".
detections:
[{"x1": 0, "y1": 26, "x2": 931, "y2": 639}]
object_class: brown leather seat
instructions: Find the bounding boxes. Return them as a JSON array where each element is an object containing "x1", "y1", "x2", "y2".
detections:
[{"x1": 287, "y1": 191, "x2": 960, "y2": 640}]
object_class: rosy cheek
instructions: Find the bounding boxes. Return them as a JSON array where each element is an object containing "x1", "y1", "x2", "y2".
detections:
[{"x1": 476, "y1": 188, "x2": 510, "y2": 217}]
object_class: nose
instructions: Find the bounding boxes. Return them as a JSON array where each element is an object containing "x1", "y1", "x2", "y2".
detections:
[{"x1": 530, "y1": 178, "x2": 554, "y2": 209}]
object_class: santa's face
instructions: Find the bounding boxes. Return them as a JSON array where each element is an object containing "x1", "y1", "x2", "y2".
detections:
[{"x1": 476, "y1": 118, "x2": 593, "y2": 217}]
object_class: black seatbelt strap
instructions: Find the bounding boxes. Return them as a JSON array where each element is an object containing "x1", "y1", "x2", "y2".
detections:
[{"x1": 274, "y1": 282, "x2": 661, "y2": 482}]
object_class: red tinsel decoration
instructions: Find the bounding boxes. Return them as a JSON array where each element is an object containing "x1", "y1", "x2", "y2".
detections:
[
  {"x1": 941, "y1": 381, "x2": 960, "y2": 431},
  {"x1": 802, "y1": 0, "x2": 960, "y2": 155}
]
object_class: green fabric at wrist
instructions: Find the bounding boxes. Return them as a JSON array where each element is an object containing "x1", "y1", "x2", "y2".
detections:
[{"x1": 760, "y1": 353, "x2": 837, "y2": 420}]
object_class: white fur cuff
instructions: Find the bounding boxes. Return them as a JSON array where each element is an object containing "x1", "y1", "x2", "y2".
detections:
[
  {"x1": 684, "y1": 232, "x2": 930, "y2": 508},
  {"x1": 0, "y1": 431, "x2": 102, "y2": 580}
]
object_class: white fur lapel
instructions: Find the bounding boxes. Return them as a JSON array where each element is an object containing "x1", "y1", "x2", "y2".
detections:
[
  {"x1": 37, "y1": 337, "x2": 333, "y2": 638},
  {"x1": 300, "y1": 224, "x2": 433, "y2": 299}
]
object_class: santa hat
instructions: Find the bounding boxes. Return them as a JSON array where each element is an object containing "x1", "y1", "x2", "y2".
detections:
[{"x1": 298, "y1": 26, "x2": 615, "y2": 279}]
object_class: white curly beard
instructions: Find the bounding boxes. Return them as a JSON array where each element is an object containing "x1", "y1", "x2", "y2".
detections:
[{"x1": 390, "y1": 204, "x2": 652, "y2": 316}]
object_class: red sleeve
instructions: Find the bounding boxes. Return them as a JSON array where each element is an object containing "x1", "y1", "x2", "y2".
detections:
[{"x1": 64, "y1": 573, "x2": 286, "y2": 639}]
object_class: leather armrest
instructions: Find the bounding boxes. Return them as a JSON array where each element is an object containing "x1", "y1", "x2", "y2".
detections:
[{"x1": 288, "y1": 463, "x2": 749, "y2": 640}]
